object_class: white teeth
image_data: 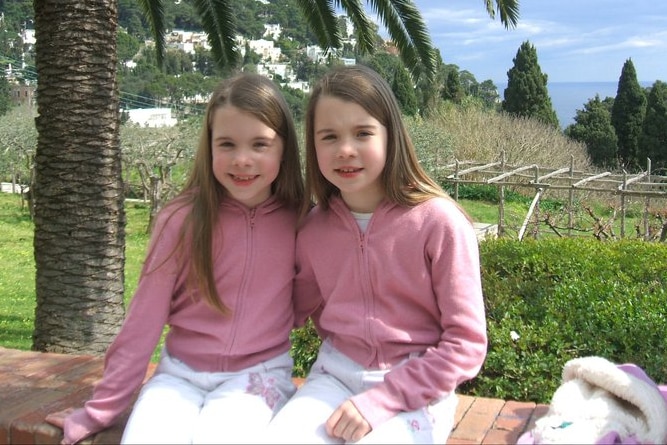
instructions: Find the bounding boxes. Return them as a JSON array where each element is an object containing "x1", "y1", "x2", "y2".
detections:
[{"x1": 339, "y1": 168, "x2": 358, "y2": 173}]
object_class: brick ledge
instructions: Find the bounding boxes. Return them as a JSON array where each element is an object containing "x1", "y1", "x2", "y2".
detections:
[{"x1": 0, "y1": 346, "x2": 547, "y2": 444}]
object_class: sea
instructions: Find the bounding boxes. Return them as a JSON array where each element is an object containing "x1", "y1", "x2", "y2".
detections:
[{"x1": 494, "y1": 81, "x2": 654, "y2": 129}]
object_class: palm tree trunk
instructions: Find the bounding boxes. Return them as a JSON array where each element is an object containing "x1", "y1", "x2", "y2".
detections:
[{"x1": 32, "y1": 0, "x2": 126, "y2": 354}]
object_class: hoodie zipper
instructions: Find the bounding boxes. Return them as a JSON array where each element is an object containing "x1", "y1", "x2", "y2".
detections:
[{"x1": 226, "y1": 206, "x2": 256, "y2": 354}]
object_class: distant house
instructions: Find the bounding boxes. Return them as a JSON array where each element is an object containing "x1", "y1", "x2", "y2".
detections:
[
  {"x1": 263, "y1": 24, "x2": 282, "y2": 40},
  {"x1": 165, "y1": 30, "x2": 210, "y2": 55},
  {"x1": 21, "y1": 28, "x2": 36, "y2": 51},
  {"x1": 124, "y1": 108, "x2": 177, "y2": 127},
  {"x1": 10, "y1": 83, "x2": 36, "y2": 107},
  {"x1": 257, "y1": 63, "x2": 292, "y2": 80},
  {"x1": 247, "y1": 39, "x2": 282, "y2": 63}
]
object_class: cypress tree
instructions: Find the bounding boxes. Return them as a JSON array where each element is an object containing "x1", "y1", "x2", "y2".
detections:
[
  {"x1": 0, "y1": 73, "x2": 13, "y2": 117},
  {"x1": 414, "y1": 50, "x2": 445, "y2": 117},
  {"x1": 442, "y1": 69, "x2": 464, "y2": 104},
  {"x1": 639, "y1": 80, "x2": 667, "y2": 172},
  {"x1": 478, "y1": 80, "x2": 500, "y2": 109},
  {"x1": 392, "y1": 66, "x2": 418, "y2": 116},
  {"x1": 502, "y1": 41, "x2": 559, "y2": 129},
  {"x1": 565, "y1": 95, "x2": 618, "y2": 169},
  {"x1": 611, "y1": 58, "x2": 647, "y2": 169}
]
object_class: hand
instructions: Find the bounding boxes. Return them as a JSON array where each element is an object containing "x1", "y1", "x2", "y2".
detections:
[
  {"x1": 45, "y1": 407, "x2": 74, "y2": 430},
  {"x1": 325, "y1": 400, "x2": 372, "y2": 443},
  {"x1": 45, "y1": 408, "x2": 73, "y2": 445}
]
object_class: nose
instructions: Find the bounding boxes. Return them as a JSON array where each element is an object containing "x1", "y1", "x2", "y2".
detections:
[
  {"x1": 232, "y1": 148, "x2": 253, "y2": 167},
  {"x1": 335, "y1": 139, "x2": 356, "y2": 159}
]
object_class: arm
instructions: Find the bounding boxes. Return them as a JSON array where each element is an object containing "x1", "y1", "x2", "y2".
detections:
[
  {"x1": 293, "y1": 229, "x2": 324, "y2": 329},
  {"x1": 51, "y1": 210, "x2": 182, "y2": 444},
  {"x1": 350, "y1": 205, "x2": 487, "y2": 428}
]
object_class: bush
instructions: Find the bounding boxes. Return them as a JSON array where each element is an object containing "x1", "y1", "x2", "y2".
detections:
[
  {"x1": 462, "y1": 237, "x2": 667, "y2": 403},
  {"x1": 290, "y1": 238, "x2": 667, "y2": 404}
]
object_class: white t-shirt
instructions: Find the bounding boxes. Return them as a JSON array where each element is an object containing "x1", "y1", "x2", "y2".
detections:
[{"x1": 351, "y1": 211, "x2": 373, "y2": 232}]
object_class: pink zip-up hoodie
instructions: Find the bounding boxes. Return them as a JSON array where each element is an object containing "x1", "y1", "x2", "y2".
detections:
[
  {"x1": 62, "y1": 195, "x2": 297, "y2": 444},
  {"x1": 293, "y1": 195, "x2": 487, "y2": 428}
]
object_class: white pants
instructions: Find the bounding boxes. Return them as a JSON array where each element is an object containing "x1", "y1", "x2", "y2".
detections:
[
  {"x1": 265, "y1": 340, "x2": 458, "y2": 444},
  {"x1": 121, "y1": 349, "x2": 297, "y2": 444}
]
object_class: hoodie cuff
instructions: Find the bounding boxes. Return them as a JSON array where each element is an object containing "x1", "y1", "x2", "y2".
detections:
[
  {"x1": 350, "y1": 389, "x2": 398, "y2": 429},
  {"x1": 63, "y1": 408, "x2": 104, "y2": 444}
]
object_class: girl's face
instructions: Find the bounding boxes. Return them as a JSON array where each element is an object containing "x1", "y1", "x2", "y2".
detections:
[
  {"x1": 211, "y1": 105, "x2": 284, "y2": 208},
  {"x1": 313, "y1": 95, "x2": 387, "y2": 213}
]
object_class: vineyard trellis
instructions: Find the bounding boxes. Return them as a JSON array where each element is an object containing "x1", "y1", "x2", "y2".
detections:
[{"x1": 437, "y1": 151, "x2": 667, "y2": 242}]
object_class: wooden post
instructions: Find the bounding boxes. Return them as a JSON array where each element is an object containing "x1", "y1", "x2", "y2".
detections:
[
  {"x1": 519, "y1": 188, "x2": 544, "y2": 241},
  {"x1": 568, "y1": 156, "x2": 574, "y2": 237},
  {"x1": 454, "y1": 159, "x2": 460, "y2": 201},
  {"x1": 621, "y1": 170, "x2": 627, "y2": 238},
  {"x1": 498, "y1": 151, "x2": 506, "y2": 236},
  {"x1": 533, "y1": 166, "x2": 540, "y2": 239},
  {"x1": 644, "y1": 158, "x2": 652, "y2": 240}
]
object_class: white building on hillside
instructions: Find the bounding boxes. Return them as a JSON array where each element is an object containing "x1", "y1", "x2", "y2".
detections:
[
  {"x1": 166, "y1": 30, "x2": 210, "y2": 54},
  {"x1": 124, "y1": 108, "x2": 177, "y2": 127},
  {"x1": 263, "y1": 24, "x2": 282, "y2": 40},
  {"x1": 247, "y1": 39, "x2": 282, "y2": 63},
  {"x1": 257, "y1": 63, "x2": 292, "y2": 80}
]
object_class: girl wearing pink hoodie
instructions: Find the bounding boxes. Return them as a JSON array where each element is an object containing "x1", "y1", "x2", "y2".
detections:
[
  {"x1": 46, "y1": 73, "x2": 304, "y2": 444},
  {"x1": 266, "y1": 64, "x2": 488, "y2": 444}
]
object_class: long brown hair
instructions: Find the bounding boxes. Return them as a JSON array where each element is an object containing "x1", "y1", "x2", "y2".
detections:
[
  {"x1": 162, "y1": 72, "x2": 303, "y2": 315},
  {"x1": 301, "y1": 64, "x2": 466, "y2": 221}
]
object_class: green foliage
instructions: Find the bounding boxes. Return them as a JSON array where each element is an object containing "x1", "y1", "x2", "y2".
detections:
[
  {"x1": 502, "y1": 41, "x2": 559, "y2": 129},
  {"x1": 477, "y1": 79, "x2": 501, "y2": 109},
  {"x1": 0, "y1": 73, "x2": 13, "y2": 117},
  {"x1": 365, "y1": 53, "x2": 419, "y2": 116},
  {"x1": 0, "y1": 106, "x2": 37, "y2": 185},
  {"x1": 565, "y1": 95, "x2": 618, "y2": 168},
  {"x1": 442, "y1": 69, "x2": 464, "y2": 104},
  {"x1": 117, "y1": 29, "x2": 142, "y2": 63},
  {"x1": 290, "y1": 319, "x2": 321, "y2": 377},
  {"x1": 392, "y1": 65, "x2": 418, "y2": 116},
  {"x1": 611, "y1": 59, "x2": 647, "y2": 170},
  {"x1": 403, "y1": 114, "x2": 455, "y2": 171},
  {"x1": 280, "y1": 85, "x2": 307, "y2": 122},
  {"x1": 639, "y1": 80, "x2": 667, "y2": 172},
  {"x1": 461, "y1": 238, "x2": 667, "y2": 403}
]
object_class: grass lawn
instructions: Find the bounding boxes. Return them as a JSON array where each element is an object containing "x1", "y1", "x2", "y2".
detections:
[
  {"x1": 0, "y1": 194, "x2": 151, "y2": 351},
  {"x1": 0, "y1": 195, "x2": 35, "y2": 350}
]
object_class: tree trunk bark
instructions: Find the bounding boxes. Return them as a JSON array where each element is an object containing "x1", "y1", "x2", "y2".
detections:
[{"x1": 32, "y1": 0, "x2": 126, "y2": 354}]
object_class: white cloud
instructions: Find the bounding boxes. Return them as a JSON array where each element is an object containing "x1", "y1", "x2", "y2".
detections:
[{"x1": 412, "y1": 0, "x2": 667, "y2": 82}]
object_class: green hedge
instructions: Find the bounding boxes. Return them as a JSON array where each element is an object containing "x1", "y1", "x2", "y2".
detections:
[{"x1": 290, "y1": 238, "x2": 667, "y2": 404}]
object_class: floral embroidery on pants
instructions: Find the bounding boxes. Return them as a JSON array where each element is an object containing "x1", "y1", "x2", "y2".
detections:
[{"x1": 246, "y1": 372, "x2": 281, "y2": 409}]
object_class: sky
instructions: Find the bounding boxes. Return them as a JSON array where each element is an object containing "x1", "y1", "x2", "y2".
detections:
[{"x1": 408, "y1": 0, "x2": 667, "y2": 84}]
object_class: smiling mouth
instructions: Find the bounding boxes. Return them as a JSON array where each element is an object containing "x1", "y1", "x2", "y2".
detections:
[
  {"x1": 336, "y1": 168, "x2": 362, "y2": 173},
  {"x1": 230, "y1": 174, "x2": 258, "y2": 182}
]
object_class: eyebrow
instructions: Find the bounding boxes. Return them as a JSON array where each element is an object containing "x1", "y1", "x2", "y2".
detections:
[
  {"x1": 315, "y1": 124, "x2": 378, "y2": 135},
  {"x1": 212, "y1": 134, "x2": 276, "y2": 142}
]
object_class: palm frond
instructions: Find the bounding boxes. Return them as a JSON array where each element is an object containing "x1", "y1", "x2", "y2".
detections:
[
  {"x1": 484, "y1": 0, "x2": 520, "y2": 29},
  {"x1": 192, "y1": 0, "x2": 240, "y2": 69},
  {"x1": 367, "y1": 0, "x2": 436, "y2": 82},
  {"x1": 137, "y1": 0, "x2": 167, "y2": 67},
  {"x1": 295, "y1": 0, "x2": 341, "y2": 52},
  {"x1": 339, "y1": 0, "x2": 375, "y2": 54}
]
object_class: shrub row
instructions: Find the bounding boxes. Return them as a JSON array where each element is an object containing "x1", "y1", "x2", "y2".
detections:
[{"x1": 290, "y1": 238, "x2": 667, "y2": 404}]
